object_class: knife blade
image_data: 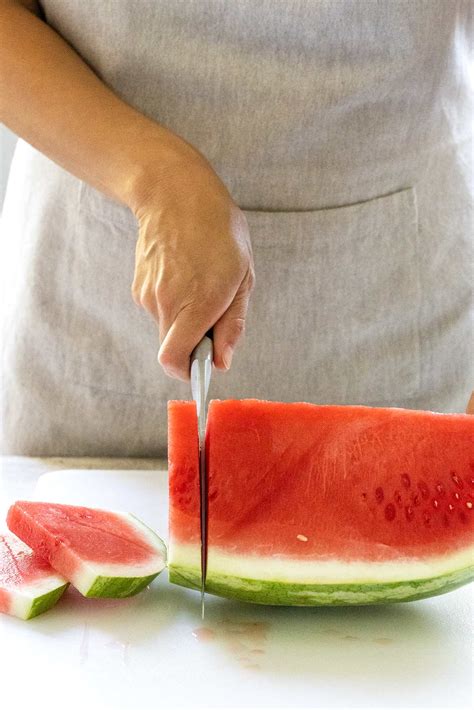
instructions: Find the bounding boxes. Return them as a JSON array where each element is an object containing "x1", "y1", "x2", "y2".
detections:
[{"x1": 190, "y1": 333, "x2": 213, "y2": 619}]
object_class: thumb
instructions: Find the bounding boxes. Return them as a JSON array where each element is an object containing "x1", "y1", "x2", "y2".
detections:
[{"x1": 212, "y1": 276, "x2": 253, "y2": 370}]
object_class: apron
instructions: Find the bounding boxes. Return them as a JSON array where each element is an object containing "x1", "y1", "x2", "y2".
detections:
[{"x1": 1, "y1": 0, "x2": 472, "y2": 456}]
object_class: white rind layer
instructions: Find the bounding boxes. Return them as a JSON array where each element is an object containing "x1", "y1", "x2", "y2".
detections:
[
  {"x1": 68, "y1": 512, "x2": 167, "y2": 595},
  {"x1": 6, "y1": 573, "x2": 68, "y2": 619},
  {"x1": 169, "y1": 541, "x2": 474, "y2": 584}
]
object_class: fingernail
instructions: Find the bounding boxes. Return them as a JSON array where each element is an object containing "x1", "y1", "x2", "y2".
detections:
[{"x1": 222, "y1": 345, "x2": 233, "y2": 370}]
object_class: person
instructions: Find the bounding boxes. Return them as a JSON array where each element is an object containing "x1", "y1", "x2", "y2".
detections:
[{"x1": 0, "y1": 0, "x2": 472, "y2": 456}]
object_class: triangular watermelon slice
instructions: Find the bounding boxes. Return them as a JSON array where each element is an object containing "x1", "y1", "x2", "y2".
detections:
[
  {"x1": 7, "y1": 502, "x2": 167, "y2": 598},
  {"x1": 0, "y1": 532, "x2": 68, "y2": 619},
  {"x1": 168, "y1": 399, "x2": 474, "y2": 605}
]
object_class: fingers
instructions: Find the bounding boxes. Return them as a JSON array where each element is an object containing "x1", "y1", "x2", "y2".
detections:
[
  {"x1": 157, "y1": 269, "x2": 255, "y2": 381},
  {"x1": 212, "y1": 269, "x2": 255, "y2": 371},
  {"x1": 157, "y1": 304, "x2": 216, "y2": 381}
]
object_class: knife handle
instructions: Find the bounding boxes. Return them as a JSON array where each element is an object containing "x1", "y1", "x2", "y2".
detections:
[{"x1": 191, "y1": 333, "x2": 213, "y2": 364}]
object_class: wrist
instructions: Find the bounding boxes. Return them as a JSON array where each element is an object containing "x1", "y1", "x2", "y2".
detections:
[{"x1": 116, "y1": 117, "x2": 211, "y2": 215}]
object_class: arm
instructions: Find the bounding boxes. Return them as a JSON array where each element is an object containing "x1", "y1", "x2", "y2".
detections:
[{"x1": 0, "y1": 0, "x2": 254, "y2": 379}]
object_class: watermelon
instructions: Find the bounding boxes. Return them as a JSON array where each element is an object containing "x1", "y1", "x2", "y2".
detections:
[
  {"x1": 0, "y1": 532, "x2": 68, "y2": 619},
  {"x1": 168, "y1": 399, "x2": 474, "y2": 606},
  {"x1": 7, "y1": 502, "x2": 167, "y2": 598}
]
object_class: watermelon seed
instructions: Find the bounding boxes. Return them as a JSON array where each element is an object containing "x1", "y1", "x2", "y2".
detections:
[
  {"x1": 448, "y1": 504, "x2": 455, "y2": 513},
  {"x1": 375, "y1": 487, "x2": 384, "y2": 504},
  {"x1": 418, "y1": 481, "x2": 429, "y2": 499},
  {"x1": 394, "y1": 491, "x2": 403, "y2": 507},
  {"x1": 296, "y1": 534, "x2": 308, "y2": 542},
  {"x1": 435, "y1": 483, "x2": 445, "y2": 496},
  {"x1": 384, "y1": 504, "x2": 396, "y2": 521},
  {"x1": 451, "y1": 472, "x2": 463, "y2": 489},
  {"x1": 404, "y1": 506, "x2": 414, "y2": 521},
  {"x1": 432, "y1": 499, "x2": 439, "y2": 509},
  {"x1": 401, "y1": 474, "x2": 411, "y2": 489},
  {"x1": 466, "y1": 501, "x2": 473, "y2": 509},
  {"x1": 453, "y1": 492, "x2": 460, "y2": 501}
]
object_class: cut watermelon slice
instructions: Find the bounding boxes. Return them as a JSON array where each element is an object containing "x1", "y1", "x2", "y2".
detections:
[
  {"x1": 0, "y1": 532, "x2": 68, "y2": 619},
  {"x1": 168, "y1": 399, "x2": 474, "y2": 606},
  {"x1": 7, "y1": 502, "x2": 167, "y2": 598}
]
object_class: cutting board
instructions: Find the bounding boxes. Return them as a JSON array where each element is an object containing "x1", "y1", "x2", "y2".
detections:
[{"x1": 1, "y1": 467, "x2": 472, "y2": 710}]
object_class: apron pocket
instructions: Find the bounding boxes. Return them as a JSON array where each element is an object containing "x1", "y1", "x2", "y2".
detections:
[
  {"x1": 66, "y1": 185, "x2": 421, "y2": 407},
  {"x1": 227, "y1": 187, "x2": 422, "y2": 406}
]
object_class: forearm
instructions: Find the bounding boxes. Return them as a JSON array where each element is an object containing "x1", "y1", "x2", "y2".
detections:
[{"x1": 0, "y1": 0, "x2": 200, "y2": 209}]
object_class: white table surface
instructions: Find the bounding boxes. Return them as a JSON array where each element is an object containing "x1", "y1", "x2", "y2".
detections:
[{"x1": 0, "y1": 456, "x2": 472, "y2": 710}]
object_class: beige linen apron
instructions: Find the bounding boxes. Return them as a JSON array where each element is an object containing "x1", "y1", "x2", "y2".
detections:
[{"x1": 1, "y1": 0, "x2": 472, "y2": 456}]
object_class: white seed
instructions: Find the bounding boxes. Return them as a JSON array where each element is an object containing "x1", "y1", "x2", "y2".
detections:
[
  {"x1": 296, "y1": 534, "x2": 308, "y2": 542},
  {"x1": 466, "y1": 501, "x2": 473, "y2": 509}
]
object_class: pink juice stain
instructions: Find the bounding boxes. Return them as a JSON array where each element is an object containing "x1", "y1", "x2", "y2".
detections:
[
  {"x1": 79, "y1": 622, "x2": 89, "y2": 665},
  {"x1": 192, "y1": 619, "x2": 269, "y2": 670},
  {"x1": 106, "y1": 639, "x2": 132, "y2": 665},
  {"x1": 192, "y1": 626, "x2": 216, "y2": 642}
]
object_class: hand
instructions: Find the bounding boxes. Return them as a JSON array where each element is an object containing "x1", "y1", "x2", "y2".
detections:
[{"x1": 131, "y1": 148, "x2": 255, "y2": 381}]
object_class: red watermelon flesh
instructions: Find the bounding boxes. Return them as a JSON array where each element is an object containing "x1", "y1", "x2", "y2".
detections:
[
  {"x1": 168, "y1": 399, "x2": 474, "y2": 606},
  {"x1": 0, "y1": 533, "x2": 68, "y2": 619},
  {"x1": 7, "y1": 502, "x2": 167, "y2": 598}
]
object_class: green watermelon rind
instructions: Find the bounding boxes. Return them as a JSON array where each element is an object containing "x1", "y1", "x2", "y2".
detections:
[
  {"x1": 168, "y1": 564, "x2": 474, "y2": 606},
  {"x1": 84, "y1": 573, "x2": 159, "y2": 598},
  {"x1": 27, "y1": 583, "x2": 69, "y2": 619}
]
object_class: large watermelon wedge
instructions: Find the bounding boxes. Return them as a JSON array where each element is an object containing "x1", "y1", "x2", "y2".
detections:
[
  {"x1": 0, "y1": 532, "x2": 68, "y2": 619},
  {"x1": 168, "y1": 399, "x2": 474, "y2": 606},
  {"x1": 7, "y1": 502, "x2": 167, "y2": 598}
]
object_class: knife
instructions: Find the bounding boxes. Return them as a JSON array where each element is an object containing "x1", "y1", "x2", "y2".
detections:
[{"x1": 190, "y1": 332, "x2": 213, "y2": 619}]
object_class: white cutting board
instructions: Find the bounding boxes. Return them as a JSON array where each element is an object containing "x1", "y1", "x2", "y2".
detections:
[{"x1": 1, "y1": 467, "x2": 473, "y2": 710}]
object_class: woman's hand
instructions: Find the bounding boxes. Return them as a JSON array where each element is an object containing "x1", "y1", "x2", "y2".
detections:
[
  {"x1": 0, "y1": 1, "x2": 254, "y2": 381},
  {"x1": 130, "y1": 148, "x2": 255, "y2": 381}
]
